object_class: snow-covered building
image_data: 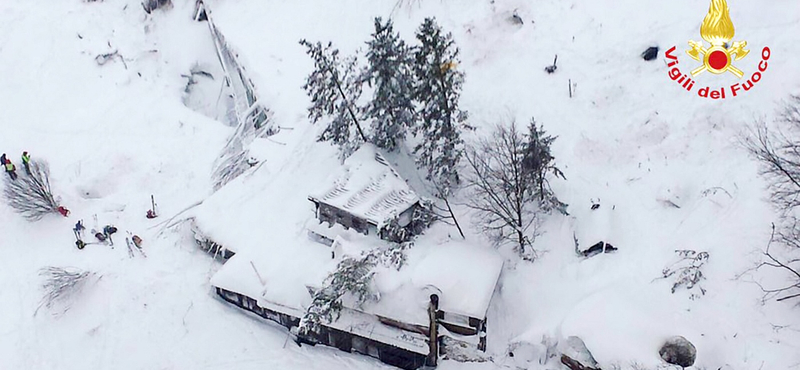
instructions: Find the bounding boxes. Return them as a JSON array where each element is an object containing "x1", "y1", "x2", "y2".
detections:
[
  {"x1": 210, "y1": 239, "x2": 503, "y2": 369},
  {"x1": 308, "y1": 145, "x2": 425, "y2": 242},
  {"x1": 573, "y1": 202, "x2": 619, "y2": 257}
]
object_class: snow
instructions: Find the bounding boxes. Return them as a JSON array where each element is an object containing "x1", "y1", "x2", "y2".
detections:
[
  {"x1": 309, "y1": 143, "x2": 420, "y2": 228},
  {"x1": 2, "y1": 0, "x2": 800, "y2": 369},
  {"x1": 370, "y1": 240, "x2": 503, "y2": 324},
  {"x1": 326, "y1": 307, "x2": 431, "y2": 356},
  {"x1": 572, "y1": 203, "x2": 618, "y2": 250}
]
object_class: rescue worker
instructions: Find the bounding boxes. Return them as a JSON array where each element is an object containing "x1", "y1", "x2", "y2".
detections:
[
  {"x1": 4, "y1": 159, "x2": 17, "y2": 180},
  {"x1": 0, "y1": 153, "x2": 6, "y2": 167},
  {"x1": 103, "y1": 225, "x2": 118, "y2": 246},
  {"x1": 21, "y1": 151, "x2": 30, "y2": 175},
  {"x1": 74, "y1": 220, "x2": 85, "y2": 236}
]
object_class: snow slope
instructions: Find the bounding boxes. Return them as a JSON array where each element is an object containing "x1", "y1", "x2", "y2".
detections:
[{"x1": 1, "y1": 0, "x2": 799, "y2": 369}]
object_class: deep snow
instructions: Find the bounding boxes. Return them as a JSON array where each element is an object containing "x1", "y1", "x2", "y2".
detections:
[{"x1": 1, "y1": 0, "x2": 800, "y2": 369}]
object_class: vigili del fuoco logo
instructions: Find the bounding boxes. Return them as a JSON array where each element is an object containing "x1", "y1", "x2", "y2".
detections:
[{"x1": 664, "y1": 0, "x2": 770, "y2": 99}]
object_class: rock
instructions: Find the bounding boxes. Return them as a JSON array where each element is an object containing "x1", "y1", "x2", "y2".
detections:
[
  {"x1": 659, "y1": 336, "x2": 696, "y2": 368},
  {"x1": 642, "y1": 46, "x2": 659, "y2": 61}
]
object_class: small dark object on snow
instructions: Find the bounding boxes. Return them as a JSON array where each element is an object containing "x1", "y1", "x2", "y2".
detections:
[
  {"x1": 642, "y1": 46, "x2": 659, "y2": 61},
  {"x1": 590, "y1": 203, "x2": 600, "y2": 210},
  {"x1": 659, "y1": 336, "x2": 696, "y2": 368},
  {"x1": 76, "y1": 240, "x2": 86, "y2": 250},
  {"x1": 95, "y1": 232, "x2": 106, "y2": 242},
  {"x1": 545, "y1": 55, "x2": 558, "y2": 74},
  {"x1": 146, "y1": 209, "x2": 157, "y2": 219},
  {"x1": 132, "y1": 235, "x2": 143, "y2": 248},
  {"x1": 581, "y1": 241, "x2": 617, "y2": 258},
  {"x1": 508, "y1": 11, "x2": 524, "y2": 26}
]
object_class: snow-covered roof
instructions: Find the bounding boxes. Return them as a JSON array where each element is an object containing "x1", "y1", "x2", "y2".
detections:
[
  {"x1": 367, "y1": 239, "x2": 504, "y2": 324},
  {"x1": 211, "y1": 236, "x2": 504, "y2": 338},
  {"x1": 326, "y1": 308, "x2": 430, "y2": 355},
  {"x1": 308, "y1": 144, "x2": 420, "y2": 227}
]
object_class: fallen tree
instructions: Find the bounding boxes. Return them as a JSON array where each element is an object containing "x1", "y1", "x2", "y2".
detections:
[{"x1": 4, "y1": 159, "x2": 61, "y2": 221}]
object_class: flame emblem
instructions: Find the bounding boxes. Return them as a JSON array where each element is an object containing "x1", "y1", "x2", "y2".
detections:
[{"x1": 686, "y1": 0, "x2": 749, "y2": 78}]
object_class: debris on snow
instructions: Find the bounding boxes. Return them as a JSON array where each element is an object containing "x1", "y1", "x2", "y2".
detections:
[
  {"x1": 545, "y1": 54, "x2": 558, "y2": 74},
  {"x1": 35, "y1": 267, "x2": 100, "y2": 317},
  {"x1": 95, "y1": 50, "x2": 127, "y2": 69}
]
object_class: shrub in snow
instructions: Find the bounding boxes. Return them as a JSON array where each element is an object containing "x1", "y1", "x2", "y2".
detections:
[
  {"x1": 364, "y1": 17, "x2": 416, "y2": 152},
  {"x1": 300, "y1": 39, "x2": 367, "y2": 158},
  {"x1": 661, "y1": 249, "x2": 708, "y2": 299},
  {"x1": 3, "y1": 159, "x2": 61, "y2": 221},
  {"x1": 299, "y1": 243, "x2": 410, "y2": 334},
  {"x1": 35, "y1": 267, "x2": 99, "y2": 317},
  {"x1": 658, "y1": 336, "x2": 696, "y2": 368},
  {"x1": 464, "y1": 119, "x2": 565, "y2": 258}
]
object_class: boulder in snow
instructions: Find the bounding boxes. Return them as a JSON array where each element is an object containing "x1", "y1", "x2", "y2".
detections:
[{"x1": 659, "y1": 336, "x2": 696, "y2": 368}]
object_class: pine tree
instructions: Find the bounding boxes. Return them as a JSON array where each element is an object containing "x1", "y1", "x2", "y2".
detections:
[
  {"x1": 522, "y1": 118, "x2": 567, "y2": 213},
  {"x1": 300, "y1": 40, "x2": 367, "y2": 156},
  {"x1": 364, "y1": 17, "x2": 416, "y2": 151},
  {"x1": 412, "y1": 17, "x2": 470, "y2": 197}
]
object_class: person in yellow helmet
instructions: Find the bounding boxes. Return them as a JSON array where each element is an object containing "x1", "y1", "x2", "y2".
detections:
[
  {"x1": 21, "y1": 151, "x2": 31, "y2": 175},
  {"x1": 4, "y1": 159, "x2": 17, "y2": 180}
]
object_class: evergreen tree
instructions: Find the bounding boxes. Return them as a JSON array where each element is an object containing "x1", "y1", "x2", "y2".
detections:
[
  {"x1": 364, "y1": 17, "x2": 416, "y2": 151},
  {"x1": 522, "y1": 118, "x2": 567, "y2": 213},
  {"x1": 412, "y1": 17, "x2": 470, "y2": 197},
  {"x1": 300, "y1": 40, "x2": 367, "y2": 156}
]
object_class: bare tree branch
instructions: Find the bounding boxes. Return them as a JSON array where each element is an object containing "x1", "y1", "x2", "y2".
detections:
[{"x1": 464, "y1": 119, "x2": 563, "y2": 258}]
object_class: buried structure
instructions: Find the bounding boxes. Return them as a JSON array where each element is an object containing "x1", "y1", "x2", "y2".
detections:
[
  {"x1": 202, "y1": 145, "x2": 503, "y2": 369},
  {"x1": 210, "y1": 239, "x2": 503, "y2": 369}
]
